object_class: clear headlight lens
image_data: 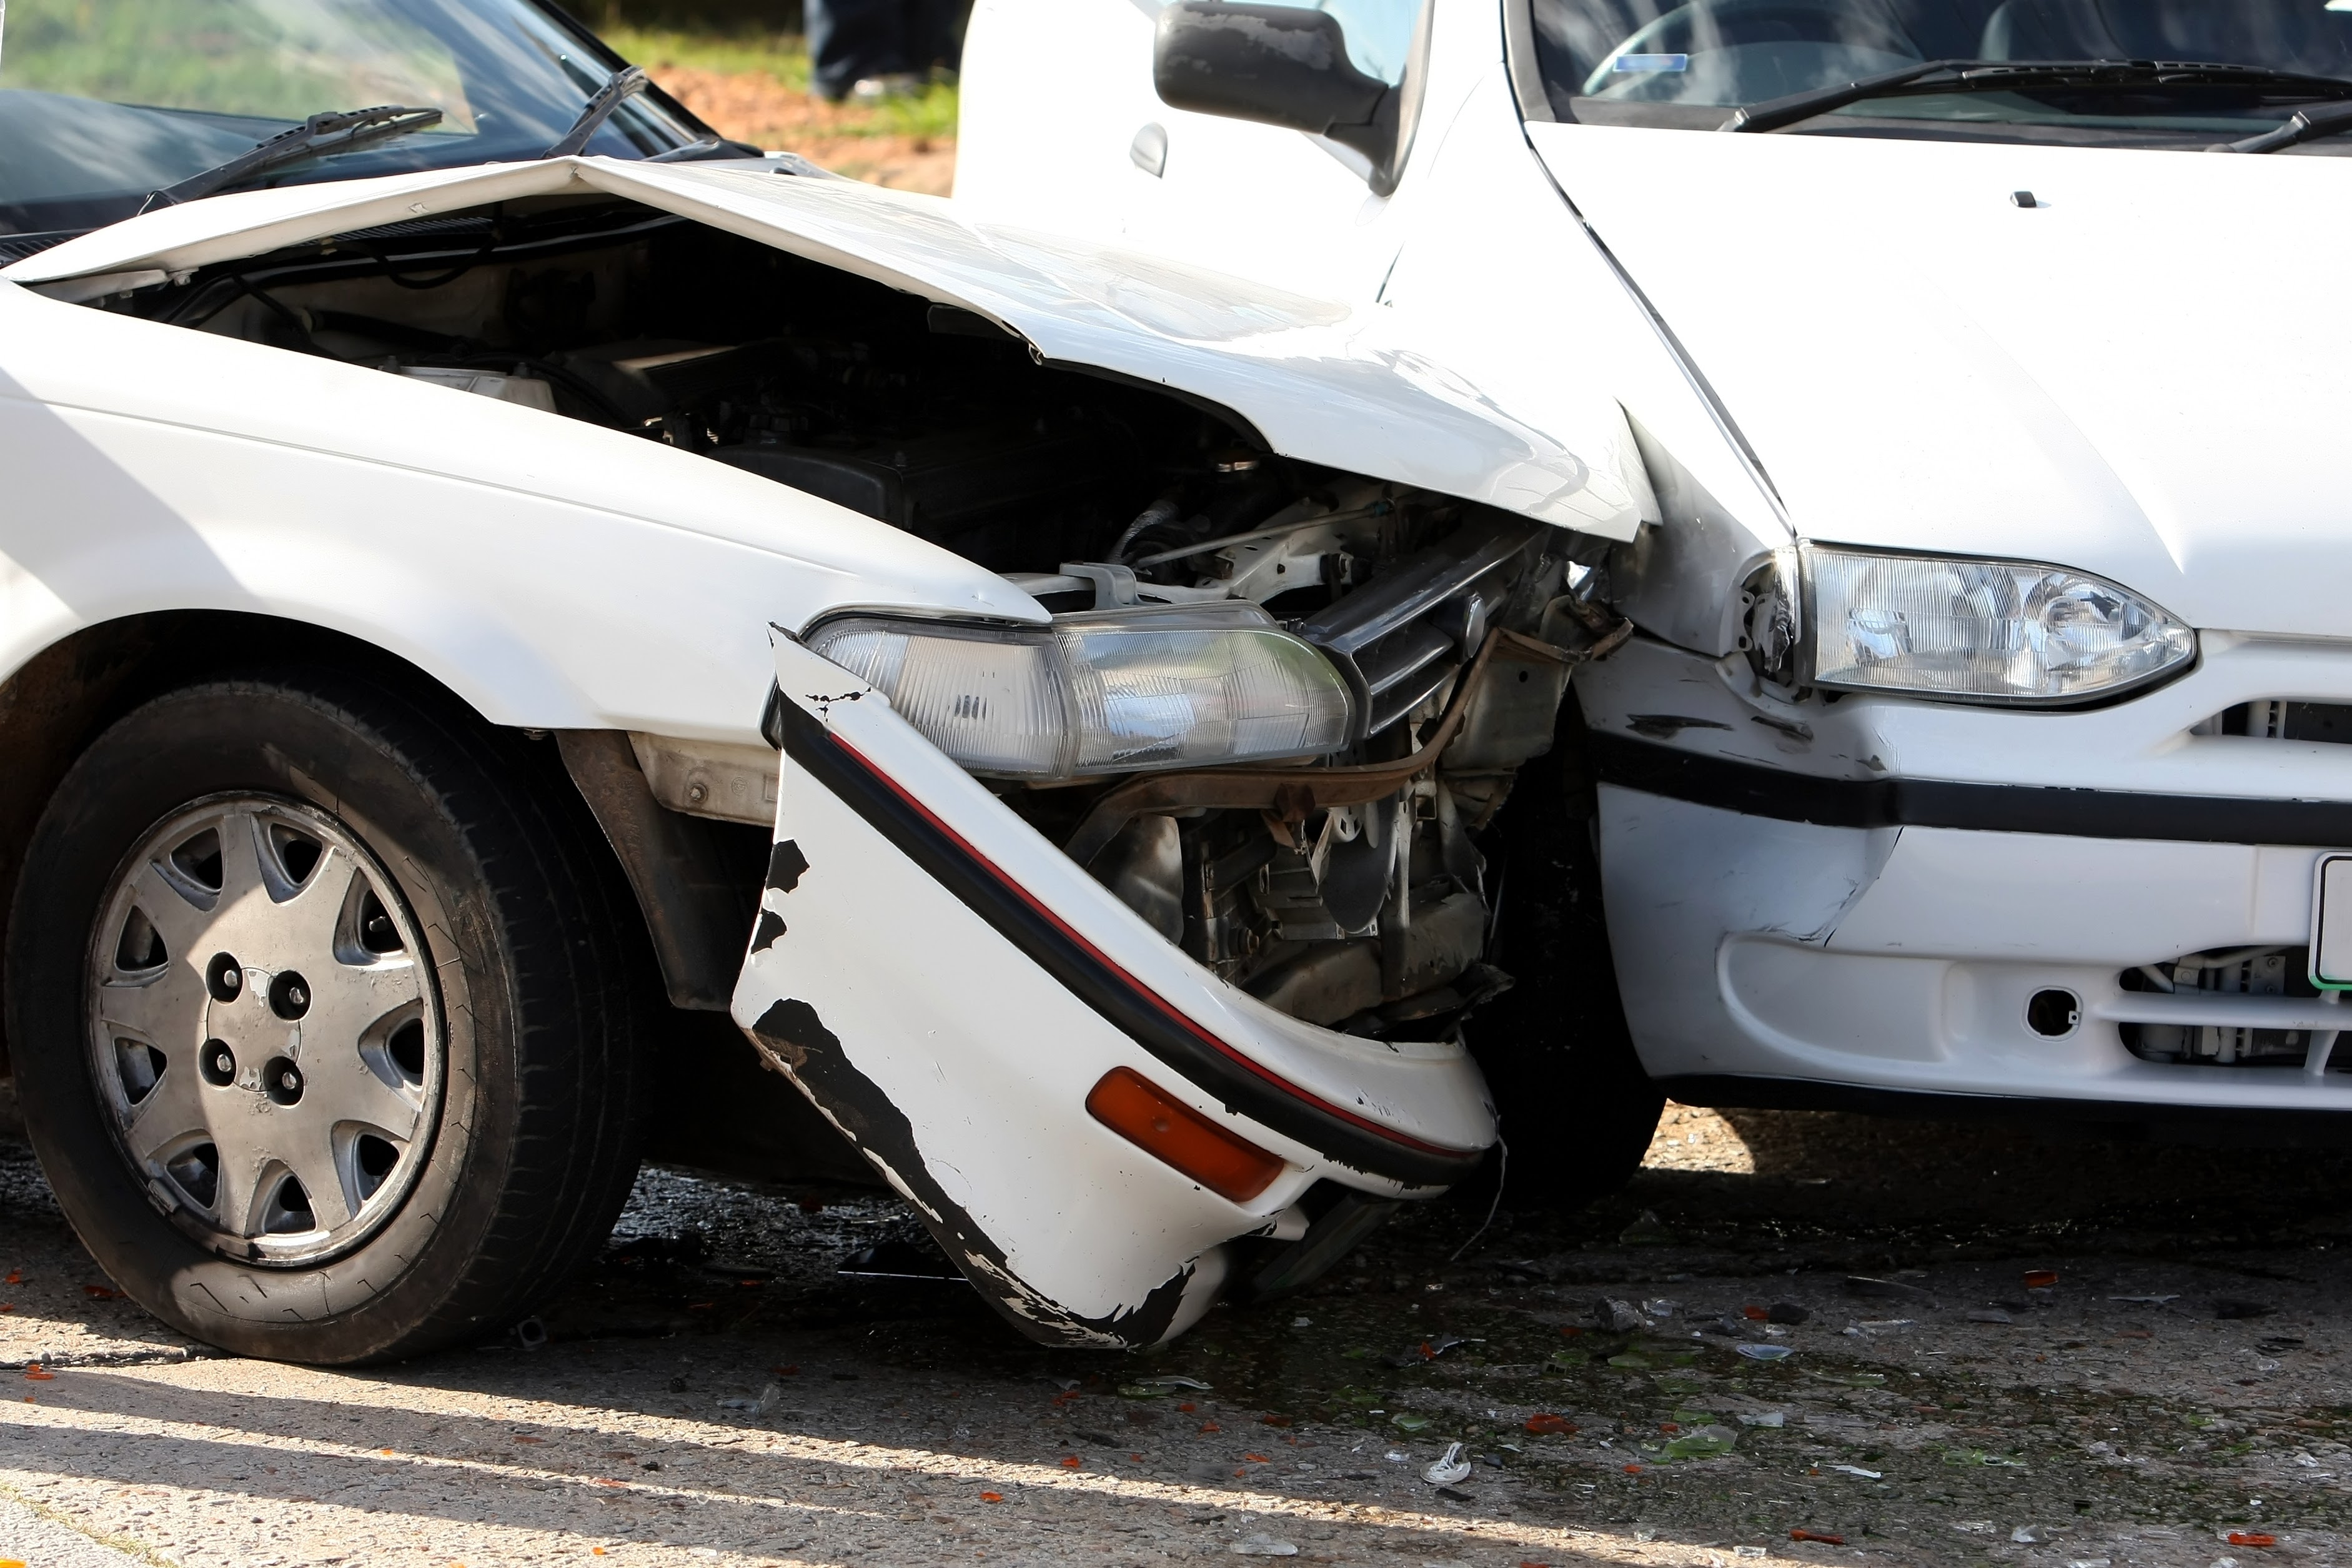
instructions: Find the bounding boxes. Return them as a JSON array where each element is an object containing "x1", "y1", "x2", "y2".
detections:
[
  {"x1": 808, "y1": 605, "x2": 1354, "y2": 778},
  {"x1": 1807, "y1": 546, "x2": 2195, "y2": 704}
]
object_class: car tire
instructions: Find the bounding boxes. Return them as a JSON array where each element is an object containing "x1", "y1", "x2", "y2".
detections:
[
  {"x1": 5, "y1": 668, "x2": 650, "y2": 1363},
  {"x1": 1470, "y1": 692, "x2": 1664, "y2": 1209}
]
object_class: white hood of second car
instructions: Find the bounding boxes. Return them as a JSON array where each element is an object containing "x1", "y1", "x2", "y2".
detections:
[{"x1": 1529, "y1": 122, "x2": 2352, "y2": 639}]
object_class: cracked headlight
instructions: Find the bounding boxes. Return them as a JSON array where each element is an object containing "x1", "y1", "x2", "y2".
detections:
[
  {"x1": 1805, "y1": 546, "x2": 2195, "y2": 704},
  {"x1": 808, "y1": 603, "x2": 1354, "y2": 779}
]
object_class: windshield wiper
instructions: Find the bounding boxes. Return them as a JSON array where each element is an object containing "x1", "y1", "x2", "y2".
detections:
[
  {"x1": 542, "y1": 66, "x2": 648, "y2": 158},
  {"x1": 2211, "y1": 97, "x2": 2352, "y2": 152},
  {"x1": 1722, "y1": 58, "x2": 2352, "y2": 134},
  {"x1": 141, "y1": 105, "x2": 444, "y2": 212}
]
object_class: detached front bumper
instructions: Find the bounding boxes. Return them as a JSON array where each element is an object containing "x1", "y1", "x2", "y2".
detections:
[
  {"x1": 732, "y1": 635, "x2": 1496, "y2": 1349},
  {"x1": 1579, "y1": 633, "x2": 2352, "y2": 1122}
]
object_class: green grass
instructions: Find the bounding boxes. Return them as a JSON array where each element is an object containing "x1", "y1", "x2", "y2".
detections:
[
  {"x1": 861, "y1": 79, "x2": 961, "y2": 142},
  {"x1": 600, "y1": 26, "x2": 816, "y2": 87},
  {"x1": 600, "y1": 24, "x2": 959, "y2": 141}
]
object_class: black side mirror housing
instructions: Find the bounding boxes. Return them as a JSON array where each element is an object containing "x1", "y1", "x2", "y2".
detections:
[{"x1": 1153, "y1": 1, "x2": 1402, "y2": 191}]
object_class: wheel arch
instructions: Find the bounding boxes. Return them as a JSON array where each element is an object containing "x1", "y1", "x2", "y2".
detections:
[{"x1": 0, "y1": 609, "x2": 756, "y2": 1073}]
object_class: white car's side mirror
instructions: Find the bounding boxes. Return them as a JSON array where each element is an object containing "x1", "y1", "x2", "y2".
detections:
[{"x1": 1152, "y1": 1, "x2": 1406, "y2": 192}]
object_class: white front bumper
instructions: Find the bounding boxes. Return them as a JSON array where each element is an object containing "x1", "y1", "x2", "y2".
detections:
[
  {"x1": 1580, "y1": 635, "x2": 2352, "y2": 1115},
  {"x1": 731, "y1": 635, "x2": 1496, "y2": 1349}
]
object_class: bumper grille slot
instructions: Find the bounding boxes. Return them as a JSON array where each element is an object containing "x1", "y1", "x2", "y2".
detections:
[
  {"x1": 2115, "y1": 946, "x2": 2349, "y2": 1069},
  {"x1": 2203, "y1": 700, "x2": 2352, "y2": 743}
]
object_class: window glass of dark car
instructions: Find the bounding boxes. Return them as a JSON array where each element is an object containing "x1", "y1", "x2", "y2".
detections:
[
  {"x1": 1527, "y1": 0, "x2": 2352, "y2": 142},
  {"x1": 0, "y1": 0, "x2": 707, "y2": 238}
]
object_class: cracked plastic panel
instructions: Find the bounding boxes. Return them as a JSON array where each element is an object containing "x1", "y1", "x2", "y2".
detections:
[{"x1": 732, "y1": 636, "x2": 1495, "y2": 1346}]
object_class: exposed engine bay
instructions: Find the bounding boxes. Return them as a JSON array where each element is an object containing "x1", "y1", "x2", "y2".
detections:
[{"x1": 111, "y1": 192, "x2": 1618, "y2": 1038}]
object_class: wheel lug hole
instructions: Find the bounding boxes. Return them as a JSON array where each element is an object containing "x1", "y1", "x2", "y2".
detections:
[
  {"x1": 262, "y1": 1057, "x2": 304, "y2": 1106},
  {"x1": 268, "y1": 970, "x2": 310, "y2": 1021},
  {"x1": 205, "y1": 954, "x2": 242, "y2": 1003},
  {"x1": 199, "y1": 1041, "x2": 236, "y2": 1087}
]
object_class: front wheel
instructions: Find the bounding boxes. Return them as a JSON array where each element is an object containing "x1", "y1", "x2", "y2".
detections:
[
  {"x1": 6, "y1": 670, "x2": 648, "y2": 1363},
  {"x1": 1469, "y1": 692, "x2": 1664, "y2": 1209}
]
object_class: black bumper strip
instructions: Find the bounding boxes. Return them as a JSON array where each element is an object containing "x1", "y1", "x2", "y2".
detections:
[
  {"x1": 774, "y1": 695, "x2": 1485, "y2": 1189},
  {"x1": 1591, "y1": 729, "x2": 2352, "y2": 847},
  {"x1": 1660, "y1": 1073, "x2": 2352, "y2": 1145}
]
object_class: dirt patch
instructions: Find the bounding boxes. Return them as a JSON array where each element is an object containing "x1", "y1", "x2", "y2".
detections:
[
  {"x1": 7, "y1": 1103, "x2": 2352, "y2": 1564},
  {"x1": 1643, "y1": 1101, "x2": 1760, "y2": 1175},
  {"x1": 648, "y1": 66, "x2": 956, "y2": 195}
]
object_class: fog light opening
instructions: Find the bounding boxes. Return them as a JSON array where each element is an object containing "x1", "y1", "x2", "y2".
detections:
[
  {"x1": 1086, "y1": 1066, "x2": 1284, "y2": 1203},
  {"x1": 2027, "y1": 988, "x2": 2082, "y2": 1040}
]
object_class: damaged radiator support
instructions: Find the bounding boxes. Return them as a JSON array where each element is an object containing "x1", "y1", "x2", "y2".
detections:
[
  {"x1": 1064, "y1": 618, "x2": 1627, "y2": 865},
  {"x1": 1064, "y1": 607, "x2": 1627, "y2": 1035},
  {"x1": 1067, "y1": 627, "x2": 1546, "y2": 865},
  {"x1": 1293, "y1": 512, "x2": 1542, "y2": 740}
]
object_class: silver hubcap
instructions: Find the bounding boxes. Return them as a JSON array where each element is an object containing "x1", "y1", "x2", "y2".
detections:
[{"x1": 87, "y1": 795, "x2": 444, "y2": 1266}]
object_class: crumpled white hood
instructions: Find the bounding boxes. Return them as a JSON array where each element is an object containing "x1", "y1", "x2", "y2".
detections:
[
  {"x1": 1529, "y1": 122, "x2": 2352, "y2": 638},
  {"x1": 4, "y1": 155, "x2": 1650, "y2": 542}
]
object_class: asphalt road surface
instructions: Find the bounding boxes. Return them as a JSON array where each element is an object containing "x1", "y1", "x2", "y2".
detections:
[{"x1": 0, "y1": 1097, "x2": 2347, "y2": 1568}]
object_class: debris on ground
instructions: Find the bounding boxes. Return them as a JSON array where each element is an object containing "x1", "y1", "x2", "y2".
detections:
[
  {"x1": 1120, "y1": 1375, "x2": 1214, "y2": 1397},
  {"x1": 1593, "y1": 1298, "x2": 1648, "y2": 1332},
  {"x1": 1229, "y1": 1533, "x2": 1299, "y2": 1557},
  {"x1": 2, "y1": 1100, "x2": 2350, "y2": 1564},
  {"x1": 1652, "y1": 1425, "x2": 1740, "y2": 1461},
  {"x1": 1423, "y1": 1443, "x2": 1474, "y2": 1485},
  {"x1": 837, "y1": 1238, "x2": 963, "y2": 1282}
]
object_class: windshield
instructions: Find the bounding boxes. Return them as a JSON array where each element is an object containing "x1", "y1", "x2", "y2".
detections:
[
  {"x1": 0, "y1": 0, "x2": 712, "y2": 242},
  {"x1": 1526, "y1": 0, "x2": 2352, "y2": 143}
]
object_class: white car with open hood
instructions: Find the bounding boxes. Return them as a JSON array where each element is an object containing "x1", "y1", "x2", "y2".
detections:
[
  {"x1": 0, "y1": 0, "x2": 1669, "y2": 1361},
  {"x1": 955, "y1": 0, "x2": 2352, "y2": 1141}
]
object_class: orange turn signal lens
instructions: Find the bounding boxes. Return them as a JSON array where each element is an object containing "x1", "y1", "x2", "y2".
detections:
[{"x1": 1085, "y1": 1066, "x2": 1284, "y2": 1203}]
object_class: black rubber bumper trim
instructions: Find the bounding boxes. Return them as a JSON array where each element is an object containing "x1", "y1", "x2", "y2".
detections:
[
  {"x1": 1590, "y1": 729, "x2": 2352, "y2": 846},
  {"x1": 1661, "y1": 1073, "x2": 2352, "y2": 1146},
  {"x1": 774, "y1": 695, "x2": 1485, "y2": 1188}
]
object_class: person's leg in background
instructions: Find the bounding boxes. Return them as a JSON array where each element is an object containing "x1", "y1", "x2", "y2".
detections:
[
  {"x1": 806, "y1": 0, "x2": 905, "y2": 101},
  {"x1": 906, "y1": 0, "x2": 973, "y2": 79},
  {"x1": 807, "y1": 0, "x2": 973, "y2": 101}
]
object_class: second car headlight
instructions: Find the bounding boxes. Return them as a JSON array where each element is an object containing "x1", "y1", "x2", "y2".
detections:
[
  {"x1": 808, "y1": 604, "x2": 1354, "y2": 779},
  {"x1": 1806, "y1": 545, "x2": 2195, "y2": 704}
]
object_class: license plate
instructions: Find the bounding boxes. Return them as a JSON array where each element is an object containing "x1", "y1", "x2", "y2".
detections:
[{"x1": 2312, "y1": 854, "x2": 2352, "y2": 989}]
